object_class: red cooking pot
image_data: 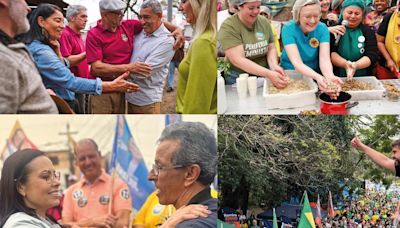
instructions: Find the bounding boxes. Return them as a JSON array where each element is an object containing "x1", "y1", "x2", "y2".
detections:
[{"x1": 319, "y1": 91, "x2": 359, "y2": 115}]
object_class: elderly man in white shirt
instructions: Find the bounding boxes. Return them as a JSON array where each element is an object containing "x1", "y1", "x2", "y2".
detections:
[{"x1": 125, "y1": 0, "x2": 175, "y2": 114}]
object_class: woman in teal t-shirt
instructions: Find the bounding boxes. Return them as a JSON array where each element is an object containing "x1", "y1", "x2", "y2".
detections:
[{"x1": 280, "y1": 0, "x2": 343, "y2": 97}]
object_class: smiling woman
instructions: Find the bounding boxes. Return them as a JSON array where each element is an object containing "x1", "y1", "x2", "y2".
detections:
[
  {"x1": 280, "y1": 0, "x2": 343, "y2": 97},
  {"x1": 18, "y1": 3, "x2": 140, "y2": 113},
  {"x1": 0, "y1": 149, "x2": 62, "y2": 228},
  {"x1": 219, "y1": 0, "x2": 288, "y2": 88}
]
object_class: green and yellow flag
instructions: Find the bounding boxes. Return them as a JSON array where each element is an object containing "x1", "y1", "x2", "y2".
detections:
[
  {"x1": 273, "y1": 208, "x2": 279, "y2": 228},
  {"x1": 298, "y1": 191, "x2": 316, "y2": 228}
]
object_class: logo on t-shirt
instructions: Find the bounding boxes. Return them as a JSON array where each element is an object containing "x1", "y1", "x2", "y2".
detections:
[
  {"x1": 255, "y1": 32, "x2": 265, "y2": 41},
  {"x1": 121, "y1": 34, "x2": 128, "y2": 42}
]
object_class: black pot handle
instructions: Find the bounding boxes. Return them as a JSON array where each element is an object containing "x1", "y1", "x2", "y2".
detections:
[{"x1": 346, "y1": 101, "x2": 359, "y2": 110}]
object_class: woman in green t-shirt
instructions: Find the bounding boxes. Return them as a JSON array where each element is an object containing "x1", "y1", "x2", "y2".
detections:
[{"x1": 219, "y1": 0, "x2": 288, "y2": 88}]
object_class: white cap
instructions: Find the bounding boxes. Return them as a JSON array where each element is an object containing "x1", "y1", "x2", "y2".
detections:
[{"x1": 99, "y1": 0, "x2": 126, "y2": 12}]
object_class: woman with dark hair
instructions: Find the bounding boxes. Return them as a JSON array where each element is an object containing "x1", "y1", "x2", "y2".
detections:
[
  {"x1": 364, "y1": 0, "x2": 391, "y2": 32},
  {"x1": 19, "y1": 4, "x2": 140, "y2": 113},
  {"x1": 0, "y1": 149, "x2": 62, "y2": 227},
  {"x1": 376, "y1": 0, "x2": 400, "y2": 79},
  {"x1": 330, "y1": 0, "x2": 378, "y2": 78}
]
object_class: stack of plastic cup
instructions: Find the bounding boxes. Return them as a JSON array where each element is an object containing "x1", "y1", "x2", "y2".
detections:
[
  {"x1": 236, "y1": 76, "x2": 248, "y2": 99},
  {"x1": 248, "y1": 76, "x2": 257, "y2": 96}
]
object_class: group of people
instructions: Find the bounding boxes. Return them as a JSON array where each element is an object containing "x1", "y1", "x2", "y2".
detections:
[
  {"x1": 218, "y1": 0, "x2": 400, "y2": 98},
  {"x1": 325, "y1": 191, "x2": 400, "y2": 227},
  {"x1": 0, "y1": 0, "x2": 217, "y2": 114},
  {"x1": 0, "y1": 121, "x2": 218, "y2": 227}
]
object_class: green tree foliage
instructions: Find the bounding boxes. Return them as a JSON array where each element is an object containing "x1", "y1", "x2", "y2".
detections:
[{"x1": 219, "y1": 115, "x2": 400, "y2": 211}]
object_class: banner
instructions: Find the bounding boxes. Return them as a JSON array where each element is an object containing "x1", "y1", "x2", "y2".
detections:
[
  {"x1": 110, "y1": 115, "x2": 154, "y2": 211},
  {"x1": 1, "y1": 120, "x2": 36, "y2": 161}
]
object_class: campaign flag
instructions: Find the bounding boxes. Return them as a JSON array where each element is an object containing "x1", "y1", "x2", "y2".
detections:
[
  {"x1": 315, "y1": 194, "x2": 322, "y2": 227},
  {"x1": 1, "y1": 120, "x2": 36, "y2": 161},
  {"x1": 327, "y1": 191, "x2": 335, "y2": 218},
  {"x1": 110, "y1": 115, "x2": 154, "y2": 211},
  {"x1": 298, "y1": 191, "x2": 316, "y2": 228},
  {"x1": 273, "y1": 208, "x2": 279, "y2": 228},
  {"x1": 165, "y1": 114, "x2": 182, "y2": 126}
]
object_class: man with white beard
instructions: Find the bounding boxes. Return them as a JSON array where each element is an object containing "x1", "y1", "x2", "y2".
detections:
[{"x1": 0, "y1": 0, "x2": 57, "y2": 113}]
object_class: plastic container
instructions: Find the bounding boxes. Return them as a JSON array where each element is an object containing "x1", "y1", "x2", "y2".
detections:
[
  {"x1": 263, "y1": 70, "x2": 318, "y2": 109},
  {"x1": 218, "y1": 71, "x2": 227, "y2": 114},
  {"x1": 340, "y1": 77, "x2": 385, "y2": 100}
]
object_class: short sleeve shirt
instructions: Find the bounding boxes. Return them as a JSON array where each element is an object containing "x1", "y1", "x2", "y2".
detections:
[
  {"x1": 133, "y1": 191, "x2": 175, "y2": 227},
  {"x1": 62, "y1": 170, "x2": 132, "y2": 222},
  {"x1": 219, "y1": 14, "x2": 274, "y2": 73},
  {"x1": 280, "y1": 20, "x2": 330, "y2": 70},
  {"x1": 86, "y1": 20, "x2": 142, "y2": 79},
  {"x1": 59, "y1": 26, "x2": 90, "y2": 79}
]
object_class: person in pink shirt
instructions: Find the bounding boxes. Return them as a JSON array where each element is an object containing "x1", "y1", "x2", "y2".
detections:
[
  {"x1": 59, "y1": 5, "x2": 89, "y2": 113},
  {"x1": 86, "y1": 0, "x2": 152, "y2": 114},
  {"x1": 86, "y1": 0, "x2": 184, "y2": 114},
  {"x1": 62, "y1": 139, "x2": 132, "y2": 228}
]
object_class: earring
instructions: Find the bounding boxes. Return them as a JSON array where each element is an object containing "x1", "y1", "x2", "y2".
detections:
[{"x1": 41, "y1": 27, "x2": 49, "y2": 39}]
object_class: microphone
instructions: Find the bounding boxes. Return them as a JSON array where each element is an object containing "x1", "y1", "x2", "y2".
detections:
[{"x1": 334, "y1": 20, "x2": 348, "y2": 46}]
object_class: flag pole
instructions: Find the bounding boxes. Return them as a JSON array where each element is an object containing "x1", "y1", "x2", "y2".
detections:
[{"x1": 108, "y1": 168, "x2": 116, "y2": 215}]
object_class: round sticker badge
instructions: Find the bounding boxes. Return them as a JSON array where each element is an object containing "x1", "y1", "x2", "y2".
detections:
[
  {"x1": 72, "y1": 190, "x2": 83, "y2": 201},
  {"x1": 152, "y1": 204, "x2": 165, "y2": 215},
  {"x1": 309, "y1": 38, "x2": 319, "y2": 48},
  {"x1": 99, "y1": 194, "x2": 110, "y2": 205},
  {"x1": 358, "y1": 36, "x2": 365, "y2": 43},
  {"x1": 77, "y1": 197, "x2": 88, "y2": 208},
  {"x1": 120, "y1": 188, "x2": 130, "y2": 200}
]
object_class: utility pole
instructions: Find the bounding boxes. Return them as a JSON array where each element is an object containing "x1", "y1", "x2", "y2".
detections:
[{"x1": 59, "y1": 123, "x2": 78, "y2": 174}]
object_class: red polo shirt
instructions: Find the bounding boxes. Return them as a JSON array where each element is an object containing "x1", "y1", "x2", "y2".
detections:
[
  {"x1": 86, "y1": 19, "x2": 142, "y2": 80},
  {"x1": 59, "y1": 26, "x2": 91, "y2": 79}
]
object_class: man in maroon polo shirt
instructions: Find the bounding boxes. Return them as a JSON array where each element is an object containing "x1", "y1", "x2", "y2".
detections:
[
  {"x1": 86, "y1": 0, "x2": 152, "y2": 114},
  {"x1": 59, "y1": 5, "x2": 90, "y2": 113}
]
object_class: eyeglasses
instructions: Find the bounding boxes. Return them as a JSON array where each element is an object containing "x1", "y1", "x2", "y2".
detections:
[
  {"x1": 40, "y1": 170, "x2": 61, "y2": 184},
  {"x1": 14, "y1": 170, "x2": 61, "y2": 184},
  {"x1": 151, "y1": 163, "x2": 184, "y2": 176}
]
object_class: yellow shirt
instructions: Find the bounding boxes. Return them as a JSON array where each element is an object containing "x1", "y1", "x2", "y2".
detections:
[
  {"x1": 133, "y1": 191, "x2": 175, "y2": 227},
  {"x1": 133, "y1": 189, "x2": 218, "y2": 227}
]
